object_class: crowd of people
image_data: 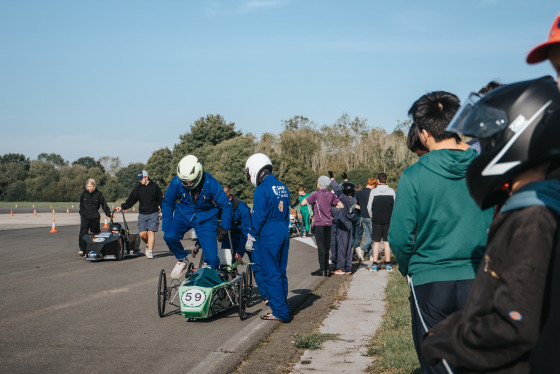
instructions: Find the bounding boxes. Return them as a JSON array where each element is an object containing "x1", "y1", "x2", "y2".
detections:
[{"x1": 74, "y1": 11, "x2": 560, "y2": 371}]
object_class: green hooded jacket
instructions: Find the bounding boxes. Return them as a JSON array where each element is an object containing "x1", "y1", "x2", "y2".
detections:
[{"x1": 388, "y1": 148, "x2": 493, "y2": 286}]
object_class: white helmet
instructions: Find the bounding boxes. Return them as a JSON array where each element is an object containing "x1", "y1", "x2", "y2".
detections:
[
  {"x1": 177, "y1": 155, "x2": 203, "y2": 189},
  {"x1": 245, "y1": 153, "x2": 272, "y2": 187}
]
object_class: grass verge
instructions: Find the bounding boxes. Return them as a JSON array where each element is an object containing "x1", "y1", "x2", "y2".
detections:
[
  {"x1": 367, "y1": 269, "x2": 421, "y2": 374},
  {"x1": 294, "y1": 332, "x2": 340, "y2": 350}
]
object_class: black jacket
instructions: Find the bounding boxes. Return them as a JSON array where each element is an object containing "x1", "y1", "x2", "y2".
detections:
[
  {"x1": 421, "y1": 205, "x2": 559, "y2": 373},
  {"x1": 121, "y1": 180, "x2": 162, "y2": 215},
  {"x1": 79, "y1": 189, "x2": 111, "y2": 219}
]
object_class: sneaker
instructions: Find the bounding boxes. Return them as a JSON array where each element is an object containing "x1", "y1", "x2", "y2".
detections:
[
  {"x1": 333, "y1": 269, "x2": 345, "y2": 275},
  {"x1": 355, "y1": 247, "x2": 364, "y2": 261},
  {"x1": 171, "y1": 260, "x2": 188, "y2": 279},
  {"x1": 146, "y1": 250, "x2": 154, "y2": 259},
  {"x1": 385, "y1": 263, "x2": 393, "y2": 271},
  {"x1": 78, "y1": 250, "x2": 83, "y2": 256},
  {"x1": 369, "y1": 264, "x2": 378, "y2": 272},
  {"x1": 311, "y1": 269, "x2": 323, "y2": 276}
]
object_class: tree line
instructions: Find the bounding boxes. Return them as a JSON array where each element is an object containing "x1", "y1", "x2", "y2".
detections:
[{"x1": 0, "y1": 113, "x2": 416, "y2": 203}]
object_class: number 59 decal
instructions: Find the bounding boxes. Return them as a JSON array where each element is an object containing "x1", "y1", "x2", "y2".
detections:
[{"x1": 182, "y1": 289, "x2": 206, "y2": 307}]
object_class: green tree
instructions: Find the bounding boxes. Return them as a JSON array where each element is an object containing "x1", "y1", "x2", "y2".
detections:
[
  {"x1": 3, "y1": 180, "x2": 26, "y2": 201},
  {"x1": 145, "y1": 147, "x2": 173, "y2": 190},
  {"x1": 173, "y1": 114, "x2": 241, "y2": 166},
  {"x1": 72, "y1": 157, "x2": 105, "y2": 173},
  {"x1": 1, "y1": 153, "x2": 28, "y2": 164},
  {"x1": 116, "y1": 162, "x2": 146, "y2": 199},
  {"x1": 37, "y1": 153, "x2": 68, "y2": 168}
]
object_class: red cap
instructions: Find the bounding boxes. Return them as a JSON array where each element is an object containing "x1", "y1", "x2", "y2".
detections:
[{"x1": 527, "y1": 12, "x2": 560, "y2": 64}]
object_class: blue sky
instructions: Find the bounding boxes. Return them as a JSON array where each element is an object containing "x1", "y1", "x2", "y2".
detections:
[{"x1": 1, "y1": 1, "x2": 558, "y2": 165}]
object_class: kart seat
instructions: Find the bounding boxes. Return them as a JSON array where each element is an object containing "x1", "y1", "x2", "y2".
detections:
[{"x1": 182, "y1": 267, "x2": 228, "y2": 288}]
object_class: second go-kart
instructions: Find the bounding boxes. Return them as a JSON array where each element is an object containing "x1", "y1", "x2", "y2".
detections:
[
  {"x1": 82, "y1": 209, "x2": 141, "y2": 261},
  {"x1": 157, "y1": 247, "x2": 254, "y2": 321}
]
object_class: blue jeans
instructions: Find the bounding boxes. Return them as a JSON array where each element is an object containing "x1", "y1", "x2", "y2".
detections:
[{"x1": 359, "y1": 217, "x2": 373, "y2": 255}]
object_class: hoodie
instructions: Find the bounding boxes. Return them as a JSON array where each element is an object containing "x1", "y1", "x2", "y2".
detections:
[
  {"x1": 388, "y1": 148, "x2": 493, "y2": 286},
  {"x1": 368, "y1": 184, "x2": 396, "y2": 224}
]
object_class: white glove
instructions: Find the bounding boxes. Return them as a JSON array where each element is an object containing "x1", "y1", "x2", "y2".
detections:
[{"x1": 245, "y1": 233, "x2": 256, "y2": 252}]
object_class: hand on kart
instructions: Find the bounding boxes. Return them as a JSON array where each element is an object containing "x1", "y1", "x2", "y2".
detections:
[
  {"x1": 216, "y1": 226, "x2": 227, "y2": 242},
  {"x1": 341, "y1": 172, "x2": 348, "y2": 180},
  {"x1": 328, "y1": 170, "x2": 334, "y2": 179},
  {"x1": 192, "y1": 244, "x2": 201, "y2": 258}
]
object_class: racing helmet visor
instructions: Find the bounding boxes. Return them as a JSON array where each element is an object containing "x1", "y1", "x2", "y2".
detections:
[{"x1": 446, "y1": 93, "x2": 509, "y2": 138}]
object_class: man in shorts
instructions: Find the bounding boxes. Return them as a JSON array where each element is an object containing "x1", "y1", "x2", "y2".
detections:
[
  {"x1": 368, "y1": 173, "x2": 395, "y2": 272},
  {"x1": 117, "y1": 170, "x2": 163, "y2": 259}
]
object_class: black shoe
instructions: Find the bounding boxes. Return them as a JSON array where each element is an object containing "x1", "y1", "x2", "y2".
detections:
[
  {"x1": 323, "y1": 270, "x2": 332, "y2": 277},
  {"x1": 311, "y1": 269, "x2": 323, "y2": 276}
]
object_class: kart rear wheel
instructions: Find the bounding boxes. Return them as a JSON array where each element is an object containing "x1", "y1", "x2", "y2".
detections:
[
  {"x1": 157, "y1": 269, "x2": 167, "y2": 318},
  {"x1": 238, "y1": 273, "x2": 247, "y2": 320}
]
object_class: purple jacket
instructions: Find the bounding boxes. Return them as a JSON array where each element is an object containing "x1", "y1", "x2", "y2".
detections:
[{"x1": 306, "y1": 189, "x2": 340, "y2": 226}]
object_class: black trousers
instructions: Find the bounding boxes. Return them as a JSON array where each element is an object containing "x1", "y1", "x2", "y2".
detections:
[
  {"x1": 314, "y1": 225, "x2": 331, "y2": 272},
  {"x1": 79, "y1": 216, "x2": 101, "y2": 251},
  {"x1": 409, "y1": 279, "x2": 474, "y2": 374}
]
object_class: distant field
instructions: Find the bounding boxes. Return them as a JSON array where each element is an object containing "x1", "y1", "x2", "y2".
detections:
[{"x1": 0, "y1": 201, "x2": 136, "y2": 209}]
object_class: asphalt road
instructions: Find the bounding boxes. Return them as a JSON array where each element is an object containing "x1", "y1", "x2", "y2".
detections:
[{"x1": 0, "y1": 223, "x2": 322, "y2": 374}]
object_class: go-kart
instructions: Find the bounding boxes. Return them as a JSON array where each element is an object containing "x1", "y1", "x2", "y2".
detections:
[
  {"x1": 289, "y1": 209, "x2": 302, "y2": 238},
  {"x1": 157, "y1": 247, "x2": 254, "y2": 321},
  {"x1": 82, "y1": 209, "x2": 141, "y2": 261}
]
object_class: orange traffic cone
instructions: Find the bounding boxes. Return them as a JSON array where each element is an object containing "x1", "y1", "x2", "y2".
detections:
[
  {"x1": 133, "y1": 207, "x2": 136, "y2": 212},
  {"x1": 15, "y1": 204, "x2": 18, "y2": 208},
  {"x1": 10, "y1": 209, "x2": 14, "y2": 216},
  {"x1": 124, "y1": 209, "x2": 128, "y2": 213},
  {"x1": 33, "y1": 209, "x2": 37, "y2": 216},
  {"x1": 52, "y1": 209, "x2": 55, "y2": 215},
  {"x1": 103, "y1": 217, "x2": 109, "y2": 229},
  {"x1": 71, "y1": 204, "x2": 74, "y2": 209},
  {"x1": 50, "y1": 204, "x2": 53, "y2": 209},
  {"x1": 66, "y1": 208, "x2": 70, "y2": 214},
  {"x1": 50, "y1": 219, "x2": 58, "y2": 233}
]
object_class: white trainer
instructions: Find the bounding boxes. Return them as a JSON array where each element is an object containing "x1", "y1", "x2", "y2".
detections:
[
  {"x1": 78, "y1": 250, "x2": 83, "y2": 256},
  {"x1": 171, "y1": 260, "x2": 188, "y2": 279},
  {"x1": 355, "y1": 247, "x2": 364, "y2": 262},
  {"x1": 146, "y1": 250, "x2": 154, "y2": 259}
]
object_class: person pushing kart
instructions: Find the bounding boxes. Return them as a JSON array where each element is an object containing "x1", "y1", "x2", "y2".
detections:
[{"x1": 162, "y1": 155, "x2": 232, "y2": 278}]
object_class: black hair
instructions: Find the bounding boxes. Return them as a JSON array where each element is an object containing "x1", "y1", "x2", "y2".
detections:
[
  {"x1": 478, "y1": 80, "x2": 502, "y2": 95},
  {"x1": 407, "y1": 122, "x2": 428, "y2": 153},
  {"x1": 377, "y1": 173, "x2": 387, "y2": 184},
  {"x1": 408, "y1": 91, "x2": 461, "y2": 142}
]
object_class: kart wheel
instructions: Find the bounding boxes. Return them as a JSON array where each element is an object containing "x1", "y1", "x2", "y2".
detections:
[
  {"x1": 246, "y1": 264, "x2": 254, "y2": 305},
  {"x1": 157, "y1": 269, "x2": 167, "y2": 318},
  {"x1": 238, "y1": 273, "x2": 247, "y2": 320},
  {"x1": 117, "y1": 238, "x2": 124, "y2": 261}
]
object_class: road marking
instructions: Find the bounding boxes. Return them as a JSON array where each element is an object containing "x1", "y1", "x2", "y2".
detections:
[{"x1": 293, "y1": 236, "x2": 317, "y2": 248}]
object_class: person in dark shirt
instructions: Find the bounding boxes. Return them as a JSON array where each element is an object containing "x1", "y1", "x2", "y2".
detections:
[
  {"x1": 354, "y1": 177, "x2": 378, "y2": 261},
  {"x1": 368, "y1": 173, "x2": 395, "y2": 272},
  {"x1": 116, "y1": 170, "x2": 162, "y2": 259},
  {"x1": 78, "y1": 178, "x2": 111, "y2": 256}
]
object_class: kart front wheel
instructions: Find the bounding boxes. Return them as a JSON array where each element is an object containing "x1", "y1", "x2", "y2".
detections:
[
  {"x1": 238, "y1": 272, "x2": 247, "y2": 320},
  {"x1": 157, "y1": 269, "x2": 167, "y2": 318},
  {"x1": 246, "y1": 264, "x2": 254, "y2": 305}
]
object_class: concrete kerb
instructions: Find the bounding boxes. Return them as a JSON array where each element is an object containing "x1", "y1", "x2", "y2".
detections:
[{"x1": 292, "y1": 262, "x2": 389, "y2": 373}]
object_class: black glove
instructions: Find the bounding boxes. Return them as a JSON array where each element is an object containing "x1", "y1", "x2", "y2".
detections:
[
  {"x1": 216, "y1": 226, "x2": 227, "y2": 242},
  {"x1": 328, "y1": 171, "x2": 334, "y2": 179},
  {"x1": 341, "y1": 172, "x2": 348, "y2": 180}
]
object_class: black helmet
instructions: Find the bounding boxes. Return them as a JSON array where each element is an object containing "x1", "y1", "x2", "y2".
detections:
[
  {"x1": 110, "y1": 223, "x2": 122, "y2": 233},
  {"x1": 341, "y1": 182, "x2": 356, "y2": 197},
  {"x1": 447, "y1": 76, "x2": 560, "y2": 209}
]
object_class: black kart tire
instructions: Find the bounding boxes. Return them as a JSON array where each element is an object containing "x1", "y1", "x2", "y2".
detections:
[
  {"x1": 246, "y1": 264, "x2": 254, "y2": 305},
  {"x1": 157, "y1": 269, "x2": 167, "y2": 318},
  {"x1": 238, "y1": 272, "x2": 247, "y2": 320},
  {"x1": 116, "y1": 238, "x2": 124, "y2": 261}
]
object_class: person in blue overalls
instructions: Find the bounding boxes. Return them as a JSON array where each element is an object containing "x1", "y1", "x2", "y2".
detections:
[
  {"x1": 162, "y1": 155, "x2": 232, "y2": 279},
  {"x1": 220, "y1": 185, "x2": 266, "y2": 301},
  {"x1": 245, "y1": 153, "x2": 291, "y2": 322}
]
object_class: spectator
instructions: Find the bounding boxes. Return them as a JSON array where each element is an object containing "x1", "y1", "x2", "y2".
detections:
[
  {"x1": 78, "y1": 178, "x2": 111, "y2": 256},
  {"x1": 291, "y1": 187, "x2": 312, "y2": 237},
  {"x1": 354, "y1": 177, "x2": 378, "y2": 261},
  {"x1": 301, "y1": 176, "x2": 343, "y2": 277},
  {"x1": 368, "y1": 173, "x2": 395, "y2": 272},
  {"x1": 351, "y1": 185, "x2": 364, "y2": 251},
  {"x1": 388, "y1": 91, "x2": 493, "y2": 374},
  {"x1": 116, "y1": 170, "x2": 162, "y2": 259},
  {"x1": 527, "y1": 11, "x2": 560, "y2": 89},
  {"x1": 329, "y1": 171, "x2": 358, "y2": 275},
  {"x1": 162, "y1": 155, "x2": 232, "y2": 278},
  {"x1": 422, "y1": 75, "x2": 560, "y2": 373},
  {"x1": 245, "y1": 153, "x2": 291, "y2": 322}
]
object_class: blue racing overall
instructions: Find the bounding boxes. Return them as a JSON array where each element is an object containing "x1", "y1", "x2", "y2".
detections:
[
  {"x1": 250, "y1": 174, "x2": 291, "y2": 322},
  {"x1": 162, "y1": 173, "x2": 232, "y2": 269}
]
